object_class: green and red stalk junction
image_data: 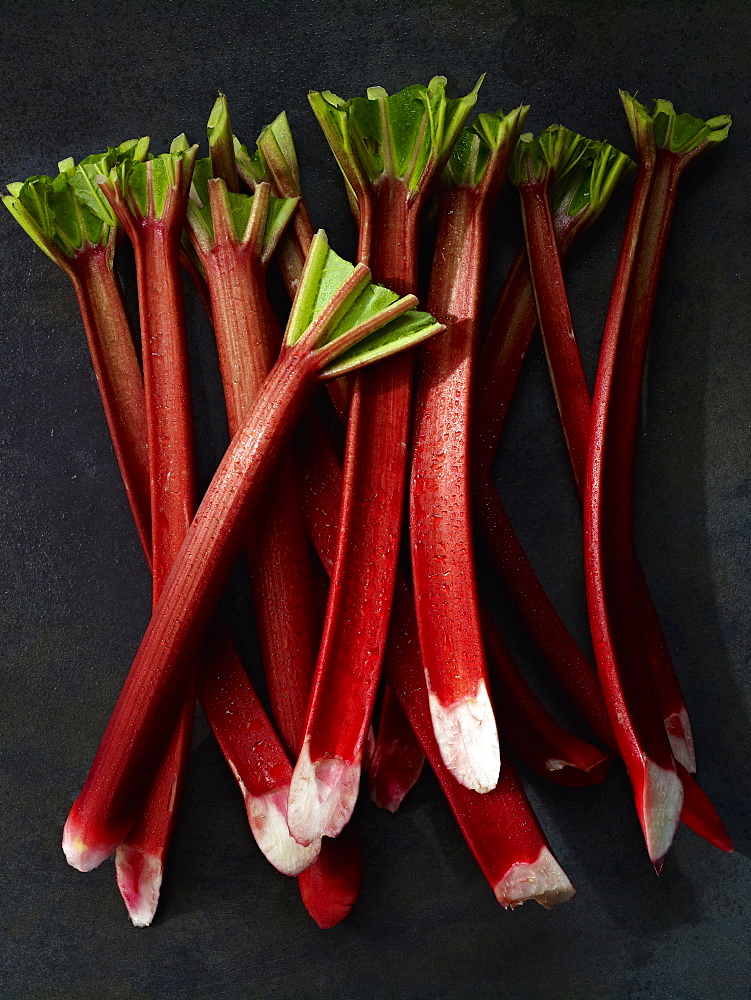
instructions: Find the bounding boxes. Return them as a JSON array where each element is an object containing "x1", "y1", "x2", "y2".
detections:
[
  {"x1": 583, "y1": 96, "x2": 731, "y2": 864},
  {"x1": 410, "y1": 106, "x2": 526, "y2": 791},
  {"x1": 61, "y1": 229, "x2": 442, "y2": 871}
]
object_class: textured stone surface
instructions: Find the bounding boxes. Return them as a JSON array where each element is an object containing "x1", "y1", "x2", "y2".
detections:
[{"x1": 0, "y1": 1, "x2": 749, "y2": 997}]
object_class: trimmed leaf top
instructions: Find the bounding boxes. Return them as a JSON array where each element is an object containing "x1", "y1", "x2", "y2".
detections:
[
  {"x1": 187, "y1": 157, "x2": 298, "y2": 261},
  {"x1": 509, "y1": 125, "x2": 591, "y2": 187},
  {"x1": 234, "y1": 112, "x2": 302, "y2": 199},
  {"x1": 555, "y1": 139, "x2": 634, "y2": 218},
  {"x1": 207, "y1": 92, "x2": 239, "y2": 192},
  {"x1": 284, "y1": 230, "x2": 443, "y2": 377},
  {"x1": 620, "y1": 92, "x2": 731, "y2": 161},
  {"x1": 309, "y1": 76, "x2": 483, "y2": 201},
  {"x1": 3, "y1": 137, "x2": 149, "y2": 266},
  {"x1": 101, "y1": 139, "x2": 198, "y2": 222},
  {"x1": 444, "y1": 105, "x2": 530, "y2": 188}
]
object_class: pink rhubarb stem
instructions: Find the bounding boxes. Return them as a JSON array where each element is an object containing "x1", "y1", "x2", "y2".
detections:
[
  {"x1": 287, "y1": 177, "x2": 420, "y2": 845},
  {"x1": 63, "y1": 340, "x2": 321, "y2": 868},
  {"x1": 368, "y1": 688, "x2": 426, "y2": 813},
  {"x1": 519, "y1": 171, "x2": 695, "y2": 776},
  {"x1": 194, "y1": 181, "x2": 318, "y2": 758}
]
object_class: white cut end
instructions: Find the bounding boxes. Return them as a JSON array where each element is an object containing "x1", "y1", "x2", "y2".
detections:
[
  {"x1": 62, "y1": 821, "x2": 115, "y2": 873},
  {"x1": 494, "y1": 846, "x2": 575, "y2": 910},
  {"x1": 245, "y1": 785, "x2": 321, "y2": 876},
  {"x1": 287, "y1": 740, "x2": 362, "y2": 846},
  {"x1": 115, "y1": 846, "x2": 162, "y2": 928},
  {"x1": 665, "y1": 707, "x2": 696, "y2": 773},
  {"x1": 641, "y1": 758, "x2": 684, "y2": 864},
  {"x1": 545, "y1": 759, "x2": 569, "y2": 772},
  {"x1": 428, "y1": 680, "x2": 500, "y2": 793}
]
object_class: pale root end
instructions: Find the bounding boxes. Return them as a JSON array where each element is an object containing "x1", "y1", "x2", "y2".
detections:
[
  {"x1": 245, "y1": 785, "x2": 321, "y2": 876},
  {"x1": 287, "y1": 741, "x2": 362, "y2": 846},
  {"x1": 665, "y1": 707, "x2": 696, "y2": 773},
  {"x1": 642, "y1": 758, "x2": 684, "y2": 865},
  {"x1": 428, "y1": 680, "x2": 500, "y2": 793},
  {"x1": 115, "y1": 846, "x2": 162, "y2": 928},
  {"x1": 62, "y1": 820, "x2": 116, "y2": 873},
  {"x1": 494, "y1": 846, "x2": 576, "y2": 910}
]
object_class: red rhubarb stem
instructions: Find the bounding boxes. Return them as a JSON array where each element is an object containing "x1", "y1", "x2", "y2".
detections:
[
  {"x1": 69, "y1": 242, "x2": 152, "y2": 557},
  {"x1": 287, "y1": 178, "x2": 420, "y2": 844},
  {"x1": 411, "y1": 179, "x2": 503, "y2": 791}
]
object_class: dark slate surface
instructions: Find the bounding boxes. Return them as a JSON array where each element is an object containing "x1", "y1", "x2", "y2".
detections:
[{"x1": 1, "y1": 1, "x2": 749, "y2": 998}]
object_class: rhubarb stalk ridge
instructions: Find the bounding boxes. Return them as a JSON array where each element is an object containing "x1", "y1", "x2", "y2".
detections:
[{"x1": 428, "y1": 681, "x2": 500, "y2": 794}]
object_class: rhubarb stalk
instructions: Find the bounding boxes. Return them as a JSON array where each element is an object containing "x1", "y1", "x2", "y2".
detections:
[
  {"x1": 286, "y1": 78, "x2": 479, "y2": 847},
  {"x1": 62, "y1": 230, "x2": 442, "y2": 870},
  {"x1": 411, "y1": 106, "x2": 526, "y2": 790},
  {"x1": 584, "y1": 96, "x2": 731, "y2": 864},
  {"x1": 296, "y1": 395, "x2": 574, "y2": 907},
  {"x1": 472, "y1": 132, "x2": 632, "y2": 746}
]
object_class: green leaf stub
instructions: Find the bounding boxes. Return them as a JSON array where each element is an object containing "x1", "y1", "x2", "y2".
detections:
[
  {"x1": 309, "y1": 76, "x2": 482, "y2": 200},
  {"x1": 620, "y1": 92, "x2": 731, "y2": 159}
]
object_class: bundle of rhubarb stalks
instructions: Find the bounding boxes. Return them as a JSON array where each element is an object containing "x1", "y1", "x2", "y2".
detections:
[{"x1": 5, "y1": 79, "x2": 732, "y2": 929}]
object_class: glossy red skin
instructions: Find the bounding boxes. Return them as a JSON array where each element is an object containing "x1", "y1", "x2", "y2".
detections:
[
  {"x1": 297, "y1": 410, "x2": 569, "y2": 895},
  {"x1": 196, "y1": 213, "x2": 318, "y2": 759},
  {"x1": 108, "y1": 207, "x2": 197, "y2": 872},
  {"x1": 297, "y1": 824, "x2": 363, "y2": 929},
  {"x1": 301, "y1": 177, "x2": 418, "y2": 769},
  {"x1": 583, "y1": 157, "x2": 680, "y2": 844},
  {"x1": 410, "y1": 184, "x2": 494, "y2": 709},
  {"x1": 65, "y1": 344, "x2": 321, "y2": 859},
  {"x1": 521, "y1": 174, "x2": 690, "y2": 778},
  {"x1": 368, "y1": 687, "x2": 425, "y2": 812}
]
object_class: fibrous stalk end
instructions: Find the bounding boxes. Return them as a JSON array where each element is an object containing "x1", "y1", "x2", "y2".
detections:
[
  {"x1": 494, "y1": 846, "x2": 575, "y2": 909},
  {"x1": 428, "y1": 680, "x2": 500, "y2": 793},
  {"x1": 115, "y1": 845, "x2": 162, "y2": 927},
  {"x1": 287, "y1": 740, "x2": 362, "y2": 846},
  {"x1": 245, "y1": 785, "x2": 321, "y2": 876}
]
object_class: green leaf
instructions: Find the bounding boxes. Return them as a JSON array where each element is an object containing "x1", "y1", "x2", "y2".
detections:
[
  {"x1": 324, "y1": 308, "x2": 442, "y2": 378},
  {"x1": 620, "y1": 92, "x2": 731, "y2": 159},
  {"x1": 560, "y1": 140, "x2": 633, "y2": 218},
  {"x1": 207, "y1": 93, "x2": 238, "y2": 191},
  {"x1": 283, "y1": 230, "x2": 443, "y2": 375},
  {"x1": 509, "y1": 125, "x2": 592, "y2": 187},
  {"x1": 109, "y1": 141, "x2": 197, "y2": 221},
  {"x1": 309, "y1": 75, "x2": 482, "y2": 198},
  {"x1": 445, "y1": 105, "x2": 529, "y2": 187}
]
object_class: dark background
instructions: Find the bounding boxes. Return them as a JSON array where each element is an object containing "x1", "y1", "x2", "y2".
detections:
[{"x1": 1, "y1": 1, "x2": 749, "y2": 998}]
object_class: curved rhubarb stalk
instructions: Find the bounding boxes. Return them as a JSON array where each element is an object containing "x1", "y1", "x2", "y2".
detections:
[
  {"x1": 295, "y1": 386, "x2": 574, "y2": 907},
  {"x1": 286, "y1": 78, "x2": 479, "y2": 846},
  {"x1": 584, "y1": 96, "x2": 731, "y2": 864},
  {"x1": 411, "y1": 106, "x2": 526, "y2": 790},
  {"x1": 472, "y1": 137, "x2": 629, "y2": 746},
  {"x1": 62, "y1": 231, "x2": 443, "y2": 870},
  {"x1": 513, "y1": 127, "x2": 700, "y2": 779},
  {"x1": 368, "y1": 688, "x2": 426, "y2": 812}
]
